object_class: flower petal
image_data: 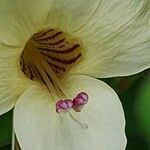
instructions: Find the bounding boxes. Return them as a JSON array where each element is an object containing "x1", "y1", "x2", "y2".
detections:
[
  {"x1": 45, "y1": 0, "x2": 101, "y2": 32},
  {"x1": 0, "y1": 43, "x2": 32, "y2": 115},
  {"x1": 0, "y1": 0, "x2": 51, "y2": 45},
  {"x1": 0, "y1": 78, "x2": 31, "y2": 116},
  {"x1": 70, "y1": 0, "x2": 150, "y2": 77},
  {"x1": 14, "y1": 75, "x2": 126, "y2": 150}
]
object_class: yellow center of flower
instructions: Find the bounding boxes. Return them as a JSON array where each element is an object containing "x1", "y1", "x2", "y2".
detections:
[
  {"x1": 20, "y1": 29, "x2": 88, "y2": 129},
  {"x1": 20, "y1": 29, "x2": 82, "y2": 98}
]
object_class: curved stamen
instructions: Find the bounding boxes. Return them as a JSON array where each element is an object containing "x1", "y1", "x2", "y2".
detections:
[{"x1": 69, "y1": 113, "x2": 88, "y2": 130}]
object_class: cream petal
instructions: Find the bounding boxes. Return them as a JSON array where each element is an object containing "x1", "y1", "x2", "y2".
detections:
[
  {"x1": 69, "y1": 0, "x2": 150, "y2": 77},
  {"x1": 0, "y1": 43, "x2": 32, "y2": 115},
  {"x1": 0, "y1": 0, "x2": 52, "y2": 45},
  {"x1": 14, "y1": 75, "x2": 126, "y2": 150},
  {"x1": 0, "y1": 0, "x2": 108, "y2": 44},
  {"x1": 45, "y1": 0, "x2": 101, "y2": 32},
  {"x1": 0, "y1": 78, "x2": 32, "y2": 115},
  {"x1": 0, "y1": 43, "x2": 27, "y2": 80}
]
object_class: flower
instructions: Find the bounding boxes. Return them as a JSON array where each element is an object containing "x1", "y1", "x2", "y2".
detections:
[{"x1": 0, "y1": 0, "x2": 150, "y2": 150}]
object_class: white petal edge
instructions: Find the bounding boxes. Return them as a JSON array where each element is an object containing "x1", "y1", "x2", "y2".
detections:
[
  {"x1": 0, "y1": 43, "x2": 32, "y2": 115},
  {"x1": 69, "y1": 0, "x2": 150, "y2": 78},
  {"x1": 0, "y1": 78, "x2": 32, "y2": 116},
  {"x1": 0, "y1": 0, "x2": 52, "y2": 45},
  {"x1": 14, "y1": 75, "x2": 127, "y2": 150}
]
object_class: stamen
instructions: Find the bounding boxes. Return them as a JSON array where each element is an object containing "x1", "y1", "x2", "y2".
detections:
[
  {"x1": 56, "y1": 99, "x2": 73, "y2": 114},
  {"x1": 55, "y1": 93, "x2": 89, "y2": 130},
  {"x1": 73, "y1": 92, "x2": 89, "y2": 112},
  {"x1": 69, "y1": 113, "x2": 88, "y2": 130},
  {"x1": 20, "y1": 29, "x2": 90, "y2": 129}
]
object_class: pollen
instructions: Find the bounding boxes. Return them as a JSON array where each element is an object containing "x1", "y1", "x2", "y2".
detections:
[
  {"x1": 73, "y1": 92, "x2": 89, "y2": 112},
  {"x1": 56, "y1": 92, "x2": 89, "y2": 114},
  {"x1": 20, "y1": 29, "x2": 82, "y2": 97},
  {"x1": 56, "y1": 99, "x2": 73, "y2": 114}
]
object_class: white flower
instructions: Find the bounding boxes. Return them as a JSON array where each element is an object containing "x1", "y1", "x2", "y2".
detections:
[{"x1": 0, "y1": 0, "x2": 150, "y2": 150}]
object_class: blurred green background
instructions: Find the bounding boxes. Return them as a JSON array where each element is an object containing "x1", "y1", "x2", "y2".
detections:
[{"x1": 0, "y1": 69, "x2": 149, "y2": 150}]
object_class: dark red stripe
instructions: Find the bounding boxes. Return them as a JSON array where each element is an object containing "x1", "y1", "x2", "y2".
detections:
[
  {"x1": 35, "y1": 29, "x2": 54, "y2": 39},
  {"x1": 27, "y1": 65, "x2": 34, "y2": 80},
  {"x1": 37, "y1": 38, "x2": 65, "y2": 46},
  {"x1": 24, "y1": 64, "x2": 31, "y2": 77},
  {"x1": 32, "y1": 65, "x2": 46, "y2": 84},
  {"x1": 45, "y1": 72, "x2": 55, "y2": 86},
  {"x1": 36, "y1": 31, "x2": 63, "y2": 41},
  {"x1": 38, "y1": 44, "x2": 80, "y2": 54},
  {"x1": 52, "y1": 68, "x2": 59, "y2": 73},
  {"x1": 45, "y1": 53, "x2": 81, "y2": 65},
  {"x1": 29, "y1": 65, "x2": 37, "y2": 78},
  {"x1": 53, "y1": 38, "x2": 65, "y2": 45},
  {"x1": 59, "y1": 45, "x2": 65, "y2": 48},
  {"x1": 21, "y1": 58, "x2": 25, "y2": 72},
  {"x1": 47, "y1": 61, "x2": 66, "y2": 72}
]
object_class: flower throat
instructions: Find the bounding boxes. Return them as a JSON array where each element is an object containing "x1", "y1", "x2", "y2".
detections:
[
  {"x1": 20, "y1": 29, "x2": 82, "y2": 97},
  {"x1": 20, "y1": 29, "x2": 89, "y2": 129}
]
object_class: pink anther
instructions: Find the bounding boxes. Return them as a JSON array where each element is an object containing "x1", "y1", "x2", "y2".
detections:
[
  {"x1": 73, "y1": 92, "x2": 89, "y2": 112},
  {"x1": 56, "y1": 99, "x2": 73, "y2": 114}
]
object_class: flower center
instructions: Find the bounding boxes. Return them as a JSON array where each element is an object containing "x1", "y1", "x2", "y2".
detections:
[
  {"x1": 20, "y1": 29, "x2": 82, "y2": 98},
  {"x1": 20, "y1": 30, "x2": 88, "y2": 128}
]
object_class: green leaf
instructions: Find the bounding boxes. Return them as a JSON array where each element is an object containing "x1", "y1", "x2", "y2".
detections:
[
  {"x1": 102, "y1": 70, "x2": 149, "y2": 149},
  {"x1": 0, "y1": 111, "x2": 12, "y2": 147},
  {"x1": 135, "y1": 73, "x2": 150, "y2": 146}
]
